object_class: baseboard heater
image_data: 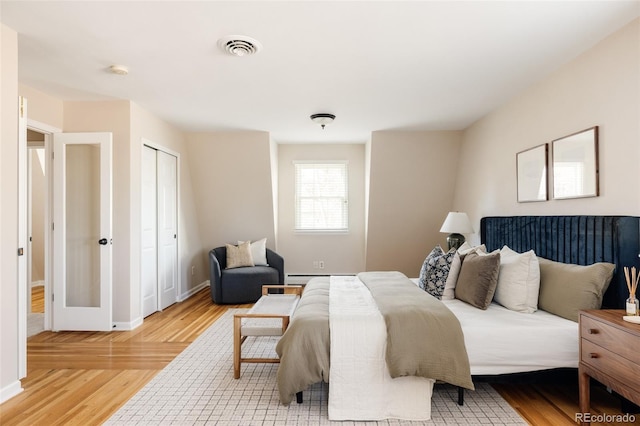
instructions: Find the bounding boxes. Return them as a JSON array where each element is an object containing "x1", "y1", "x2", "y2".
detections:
[
  {"x1": 285, "y1": 274, "x2": 329, "y2": 285},
  {"x1": 285, "y1": 274, "x2": 355, "y2": 285}
]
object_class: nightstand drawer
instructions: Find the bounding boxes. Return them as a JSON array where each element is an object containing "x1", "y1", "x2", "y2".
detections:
[
  {"x1": 580, "y1": 315, "x2": 640, "y2": 362},
  {"x1": 581, "y1": 339, "x2": 640, "y2": 393}
]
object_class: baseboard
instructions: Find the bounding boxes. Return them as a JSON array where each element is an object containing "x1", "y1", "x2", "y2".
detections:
[
  {"x1": 112, "y1": 316, "x2": 143, "y2": 331},
  {"x1": 0, "y1": 380, "x2": 23, "y2": 404},
  {"x1": 114, "y1": 282, "x2": 210, "y2": 330},
  {"x1": 179, "y1": 280, "x2": 210, "y2": 302}
]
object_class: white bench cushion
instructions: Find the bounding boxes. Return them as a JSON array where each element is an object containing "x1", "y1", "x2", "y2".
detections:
[{"x1": 240, "y1": 294, "x2": 299, "y2": 336}]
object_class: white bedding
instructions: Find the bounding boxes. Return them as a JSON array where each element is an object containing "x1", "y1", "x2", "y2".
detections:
[
  {"x1": 443, "y1": 299, "x2": 579, "y2": 375},
  {"x1": 408, "y1": 277, "x2": 579, "y2": 375},
  {"x1": 328, "y1": 276, "x2": 434, "y2": 421}
]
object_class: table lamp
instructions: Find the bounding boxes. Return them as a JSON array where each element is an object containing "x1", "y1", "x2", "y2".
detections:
[{"x1": 440, "y1": 212, "x2": 474, "y2": 250}]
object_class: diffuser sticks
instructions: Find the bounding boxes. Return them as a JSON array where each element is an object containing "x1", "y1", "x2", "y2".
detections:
[{"x1": 624, "y1": 266, "x2": 639, "y2": 316}]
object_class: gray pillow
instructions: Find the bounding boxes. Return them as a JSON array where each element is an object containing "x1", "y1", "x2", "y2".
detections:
[
  {"x1": 538, "y1": 257, "x2": 615, "y2": 322},
  {"x1": 454, "y1": 251, "x2": 501, "y2": 310}
]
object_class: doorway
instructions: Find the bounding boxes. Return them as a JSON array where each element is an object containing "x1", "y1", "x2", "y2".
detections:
[
  {"x1": 141, "y1": 143, "x2": 178, "y2": 317},
  {"x1": 22, "y1": 122, "x2": 115, "y2": 333},
  {"x1": 27, "y1": 130, "x2": 46, "y2": 337},
  {"x1": 24, "y1": 121, "x2": 58, "y2": 337}
]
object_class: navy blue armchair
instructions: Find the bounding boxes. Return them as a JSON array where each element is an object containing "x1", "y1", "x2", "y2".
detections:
[{"x1": 209, "y1": 246, "x2": 285, "y2": 304}]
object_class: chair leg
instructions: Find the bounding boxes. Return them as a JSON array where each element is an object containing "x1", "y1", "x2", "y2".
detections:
[
  {"x1": 296, "y1": 391, "x2": 303, "y2": 404},
  {"x1": 233, "y1": 315, "x2": 242, "y2": 379},
  {"x1": 457, "y1": 387, "x2": 464, "y2": 405}
]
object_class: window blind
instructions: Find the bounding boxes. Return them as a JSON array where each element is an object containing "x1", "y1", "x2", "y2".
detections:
[{"x1": 294, "y1": 162, "x2": 348, "y2": 231}]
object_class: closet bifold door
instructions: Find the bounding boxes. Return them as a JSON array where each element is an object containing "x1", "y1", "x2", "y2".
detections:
[
  {"x1": 141, "y1": 145, "x2": 178, "y2": 317},
  {"x1": 156, "y1": 150, "x2": 178, "y2": 311},
  {"x1": 141, "y1": 145, "x2": 159, "y2": 317}
]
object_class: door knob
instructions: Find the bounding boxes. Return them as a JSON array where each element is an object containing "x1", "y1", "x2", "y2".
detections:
[{"x1": 98, "y1": 238, "x2": 108, "y2": 245}]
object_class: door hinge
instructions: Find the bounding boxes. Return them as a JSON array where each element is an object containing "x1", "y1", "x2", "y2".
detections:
[
  {"x1": 52, "y1": 222, "x2": 55, "y2": 231},
  {"x1": 52, "y1": 293, "x2": 54, "y2": 302},
  {"x1": 18, "y1": 247, "x2": 24, "y2": 256},
  {"x1": 19, "y1": 98, "x2": 24, "y2": 118}
]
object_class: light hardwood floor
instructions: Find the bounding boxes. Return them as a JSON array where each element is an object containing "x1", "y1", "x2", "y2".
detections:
[
  {"x1": 0, "y1": 287, "x2": 636, "y2": 425},
  {"x1": 30, "y1": 286, "x2": 44, "y2": 313}
]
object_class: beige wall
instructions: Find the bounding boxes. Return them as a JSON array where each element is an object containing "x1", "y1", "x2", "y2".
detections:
[
  {"x1": 454, "y1": 18, "x2": 640, "y2": 243},
  {"x1": 278, "y1": 144, "x2": 366, "y2": 275},
  {"x1": 1, "y1": 23, "x2": 22, "y2": 402},
  {"x1": 269, "y1": 138, "x2": 279, "y2": 246},
  {"x1": 19, "y1": 84, "x2": 63, "y2": 129},
  {"x1": 366, "y1": 131, "x2": 462, "y2": 277},
  {"x1": 186, "y1": 132, "x2": 276, "y2": 266},
  {"x1": 29, "y1": 149, "x2": 46, "y2": 283}
]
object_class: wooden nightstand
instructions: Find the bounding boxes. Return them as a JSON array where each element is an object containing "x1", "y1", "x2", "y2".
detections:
[{"x1": 579, "y1": 310, "x2": 640, "y2": 425}]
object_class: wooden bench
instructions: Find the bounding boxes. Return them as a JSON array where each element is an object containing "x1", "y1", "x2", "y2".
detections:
[{"x1": 233, "y1": 285, "x2": 303, "y2": 379}]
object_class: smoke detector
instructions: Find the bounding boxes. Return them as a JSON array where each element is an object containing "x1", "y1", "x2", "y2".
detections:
[
  {"x1": 218, "y1": 35, "x2": 263, "y2": 57},
  {"x1": 109, "y1": 65, "x2": 129, "y2": 75}
]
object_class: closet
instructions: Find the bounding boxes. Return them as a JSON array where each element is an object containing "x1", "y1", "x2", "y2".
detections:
[{"x1": 141, "y1": 145, "x2": 178, "y2": 317}]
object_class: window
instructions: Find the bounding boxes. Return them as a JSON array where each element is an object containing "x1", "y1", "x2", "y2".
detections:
[{"x1": 294, "y1": 162, "x2": 348, "y2": 231}]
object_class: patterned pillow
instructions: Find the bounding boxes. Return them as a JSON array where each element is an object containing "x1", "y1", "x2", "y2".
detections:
[{"x1": 418, "y1": 245, "x2": 456, "y2": 299}]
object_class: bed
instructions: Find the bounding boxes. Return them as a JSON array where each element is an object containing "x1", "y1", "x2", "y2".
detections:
[{"x1": 275, "y1": 215, "x2": 640, "y2": 420}]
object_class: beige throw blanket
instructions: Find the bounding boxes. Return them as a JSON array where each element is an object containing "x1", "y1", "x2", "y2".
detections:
[
  {"x1": 358, "y1": 271, "x2": 474, "y2": 390},
  {"x1": 276, "y1": 273, "x2": 474, "y2": 405},
  {"x1": 275, "y1": 279, "x2": 330, "y2": 404}
]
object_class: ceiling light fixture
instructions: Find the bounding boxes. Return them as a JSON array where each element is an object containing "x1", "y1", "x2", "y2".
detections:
[
  {"x1": 310, "y1": 113, "x2": 336, "y2": 129},
  {"x1": 218, "y1": 35, "x2": 263, "y2": 57},
  {"x1": 109, "y1": 65, "x2": 129, "y2": 75}
]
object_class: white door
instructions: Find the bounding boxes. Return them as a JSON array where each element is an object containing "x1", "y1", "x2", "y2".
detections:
[
  {"x1": 141, "y1": 146, "x2": 158, "y2": 317},
  {"x1": 157, "y1": 150, "x2": 177, "y2": 310},
  {"x1": 53, "y1": 132, "x2": 112, "y2": 331},
  {"x1": 17, "y1": 97, "x2": 28, "y2": 377}
]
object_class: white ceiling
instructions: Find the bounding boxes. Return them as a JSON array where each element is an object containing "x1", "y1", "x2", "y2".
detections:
[{"x1": 2, "y1": 1, "x2": 639, "y2": 144}]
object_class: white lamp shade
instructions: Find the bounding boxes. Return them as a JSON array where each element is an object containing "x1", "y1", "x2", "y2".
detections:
[{"x1": 440, "y1": 212, "x2": 474, "y2": 234}]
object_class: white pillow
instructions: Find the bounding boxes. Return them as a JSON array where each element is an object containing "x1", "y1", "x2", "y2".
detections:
[
  {"x1": 493, "y1": 245, "x2": 540, "y2": 313},
  {"x1": 442, "y1": 243, "x2": 487, "y2": 300},
  {"x1": 238, "y1": 238, "x2": 268, "y2": 266}
]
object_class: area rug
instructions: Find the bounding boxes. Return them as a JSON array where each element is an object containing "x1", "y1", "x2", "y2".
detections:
[{"x1": 106, "y1": 310, "x2": 526, "y2": 425}]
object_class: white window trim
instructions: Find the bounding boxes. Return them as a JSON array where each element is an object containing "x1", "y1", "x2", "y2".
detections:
[{"x1": 294, "y1": 160, "x2": 349, "y2": 233}]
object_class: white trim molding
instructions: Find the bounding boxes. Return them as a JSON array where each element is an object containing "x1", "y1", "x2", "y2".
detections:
[
  {"x1": 0, "y1": 380, "x2": 23, "y2": 404},
  {"x1": 179, "y1": 280, "x2": 210, "y2": 302}
]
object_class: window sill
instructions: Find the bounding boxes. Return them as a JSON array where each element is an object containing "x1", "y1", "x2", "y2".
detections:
[{"x1": 294, "y1": 229, "x2": 350, "y2": 235}]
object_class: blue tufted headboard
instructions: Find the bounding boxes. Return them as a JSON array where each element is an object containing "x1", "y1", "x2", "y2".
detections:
[{"x1": 480, "y1": 216, "x2": 640, "y2": 309}]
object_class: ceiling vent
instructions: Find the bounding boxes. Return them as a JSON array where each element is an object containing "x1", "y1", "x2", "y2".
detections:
[{"x1": 218, "y1": 35, "x2": 262, "y2": 57}]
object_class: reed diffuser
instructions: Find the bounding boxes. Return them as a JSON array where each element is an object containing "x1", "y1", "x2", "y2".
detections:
[{"x1": 623, "y1": 266, "x2": 639, "y2": 316}]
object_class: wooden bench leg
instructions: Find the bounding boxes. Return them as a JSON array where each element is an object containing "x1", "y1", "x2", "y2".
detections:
[{"x1": 233, "y1": 315, "x2": 242, "y2": 379}]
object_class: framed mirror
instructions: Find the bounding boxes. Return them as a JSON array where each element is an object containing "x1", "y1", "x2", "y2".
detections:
[
  {"x1": 516, "y1": 144, "x2": 548, "y2": 202},
  {"x1": 552, "y1": 126, "x2": 599, "y2": 199}
]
